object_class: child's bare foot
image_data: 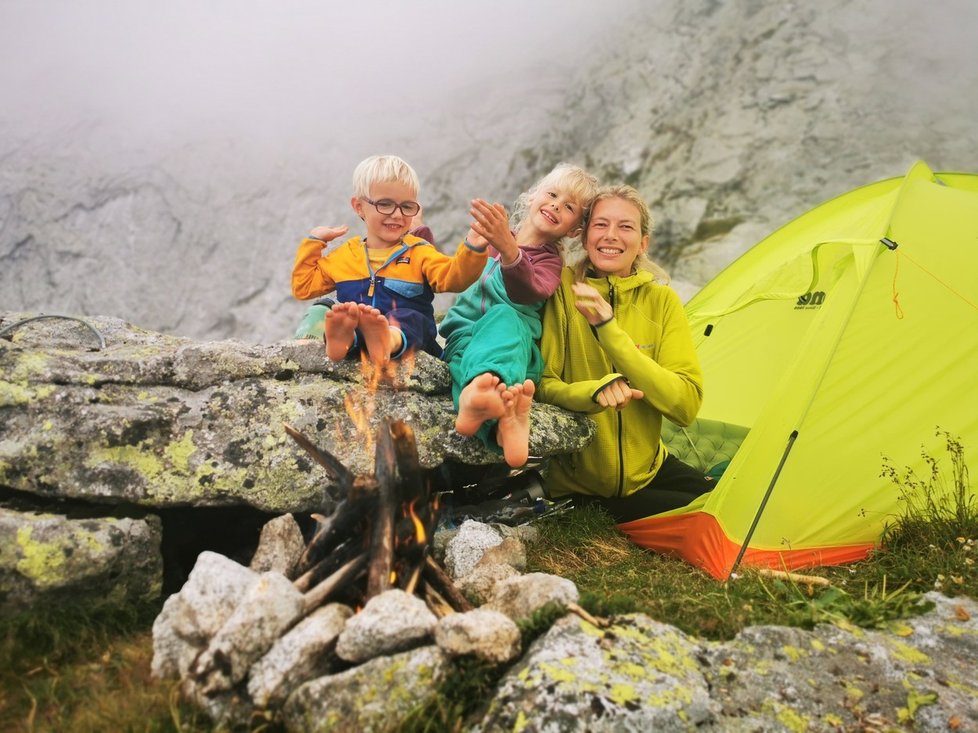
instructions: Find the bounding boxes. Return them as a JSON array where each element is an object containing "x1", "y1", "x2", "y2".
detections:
[
  {"x1": 356, "y1": 304, "x2": 393, "y2": 365},
  {"x1": 497, "y1": 379, "x2": 534, "y2": 468},
  {"x1": 324, "y1": 302, "x2": 359, "y2": 361},
  {"x1": 455, "y1": 372, "x2": 506, "y2": 437}
]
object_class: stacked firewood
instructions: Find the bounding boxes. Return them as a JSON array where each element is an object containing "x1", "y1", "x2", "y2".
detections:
[{"x1": 284, "y1": 418, "x2": 472, "y2": 617}]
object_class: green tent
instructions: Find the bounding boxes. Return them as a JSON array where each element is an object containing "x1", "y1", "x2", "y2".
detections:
[{"x1": 623, "y1": 161, "x2": 978, "y2": 579}]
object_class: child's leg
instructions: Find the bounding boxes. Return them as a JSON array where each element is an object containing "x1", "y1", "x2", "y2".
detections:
[
  {"x1": 324, "y1": 302, "x2": 360, "y2": 361},
  {"x1": 455, "y1": 372, "x2": 507, "y2": 436},
  {"x1": 496, "y1": 379, "x2": 534, "y2": 468},
  {"x1": 446, "y1": 305, "x2": 539, "y2": 450},
  {"x1": 355, "y1": 304, "x2": 401, "y2": 365}
]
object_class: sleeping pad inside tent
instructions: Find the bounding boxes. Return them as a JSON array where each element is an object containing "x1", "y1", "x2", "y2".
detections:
[{"x1": 625, "y1": 161, "x2": 978, "y2": 580}]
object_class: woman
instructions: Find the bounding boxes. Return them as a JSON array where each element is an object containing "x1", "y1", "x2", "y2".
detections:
[{"x1": 538, "y1": 184, "x2": 712, "y2": 522}]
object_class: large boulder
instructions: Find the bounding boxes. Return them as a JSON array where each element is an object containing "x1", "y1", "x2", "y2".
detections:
[{"x1": 0, "y1": 311, "x2": 594, "y2": 514}]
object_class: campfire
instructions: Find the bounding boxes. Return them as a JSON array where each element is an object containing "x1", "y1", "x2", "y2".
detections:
[{"x1": 283, "y1": 415, "x2": 472, "y2": 618}]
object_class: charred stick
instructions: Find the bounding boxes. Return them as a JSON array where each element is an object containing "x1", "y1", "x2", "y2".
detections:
[
  {"x1": 423, "y1": 556, "x2": 474, "y2": 612},
  {"x1": 283, "y1": 422, "x2": 354, "y2": 488},
  {"x1": 423, "y1": 584, "x2": 455, "y2": 619},
  {"x1": 403, "y1": 564, "x2": 423, "y2": 596},
  {"x1": 293, "y1": 539, "x2": 361, "y2": 593},
  {"x1": 366, "y1": 418, "x2": 397, "y2": 598},
  {"x1": 303, "y1": 552, "x2": 368, "y2": 614},
  {"x1": 295, "y1": 487, "x2": 374, "y2": 575}
]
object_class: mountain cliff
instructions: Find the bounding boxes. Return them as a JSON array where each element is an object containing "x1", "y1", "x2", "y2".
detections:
[{"x1": 2, "y1": 0, "x2": 976, "y2": 341}]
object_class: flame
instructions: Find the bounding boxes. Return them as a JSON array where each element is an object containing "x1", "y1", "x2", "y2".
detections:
[
  {"x1": 406, "y1": 498, "x2": 426, "y2": 545},
  {"x1": 389, "y1": 570, "x2": 397, "y2": 585},
  {"x1": 340, "y1": 318, "x2": 417, "y2": 456}
]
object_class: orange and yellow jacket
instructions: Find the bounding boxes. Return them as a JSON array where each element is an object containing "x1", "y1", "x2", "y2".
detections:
[{"x1": 292, "y1": 233, "x2": 487, "y2": 354}]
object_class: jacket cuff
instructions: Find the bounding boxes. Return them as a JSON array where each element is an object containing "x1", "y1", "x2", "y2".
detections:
[
  {"x1": 501, "y1": 249, "x2": 524, "y2": 268},
  {"x1": 590, "y1": 374, "x2": 626, "y2": 403},
  {"x1": 463, "y1": 238, "x2": 488, "y2": 253}
]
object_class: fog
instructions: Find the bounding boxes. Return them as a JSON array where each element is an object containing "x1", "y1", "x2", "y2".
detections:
[{"x1": 0, "y1": 0, "x2": 644, "y2": 157}]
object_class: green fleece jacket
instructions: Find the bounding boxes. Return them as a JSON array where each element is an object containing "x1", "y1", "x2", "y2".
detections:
[{"x1": 539, "y1": 267, "x2": 704, "y2": 498}]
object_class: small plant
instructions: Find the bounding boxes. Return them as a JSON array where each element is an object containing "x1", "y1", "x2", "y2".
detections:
[
  {"x1": 881, "y1": 428, "x2": 976, "y2": 548},
  {"x1": 870, "y1": 428, "x2": 978, "y2": 599}
]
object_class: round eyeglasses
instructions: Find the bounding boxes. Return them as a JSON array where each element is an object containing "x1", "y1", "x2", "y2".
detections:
[{"x1": 363, "y1": 197, "x2": 421, "y2": 217}]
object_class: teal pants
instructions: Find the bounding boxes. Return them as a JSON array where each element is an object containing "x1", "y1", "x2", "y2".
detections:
[{"x1": 443, "y1": 304, "x2": 542, "y2": 450}]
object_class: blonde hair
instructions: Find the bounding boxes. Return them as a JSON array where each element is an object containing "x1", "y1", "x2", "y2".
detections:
[
  {"x1": 510, "y1": 163, "x2": 598, "y2": 251},
  {"x1": 573, "y1": 184, "x2": 670, "y2": 283},
  {"x1": 352, "y1": 155, "x2": 420, "y2": 199}
]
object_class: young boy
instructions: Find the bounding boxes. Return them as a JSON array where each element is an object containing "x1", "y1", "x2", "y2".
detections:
[
  {"x1": 439, "y1": 163, "x2": 598, "y2": 467},
  {"x1": 291, "y1": 155, "x2": 488, "y2": 365}
]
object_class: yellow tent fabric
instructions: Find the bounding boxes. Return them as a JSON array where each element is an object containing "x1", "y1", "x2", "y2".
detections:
[{"x1": 623, "y1": 162, "x2": 978, "y2": 579}]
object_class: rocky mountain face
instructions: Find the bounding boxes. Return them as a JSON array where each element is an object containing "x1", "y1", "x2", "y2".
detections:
[{"x1": 2, "y1": 0, "x2": 976, "y2": 341}]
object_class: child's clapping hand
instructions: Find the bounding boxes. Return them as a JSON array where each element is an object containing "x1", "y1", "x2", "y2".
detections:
[{"x1": 469, "y1": 199, "x2": 519, "y2": 264}]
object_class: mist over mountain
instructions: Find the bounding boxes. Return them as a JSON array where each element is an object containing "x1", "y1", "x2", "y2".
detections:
[{"x1": 2, "y1": 0, "x2": 976, "y2": 342}]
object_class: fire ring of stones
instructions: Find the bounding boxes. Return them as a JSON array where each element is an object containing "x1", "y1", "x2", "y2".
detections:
[{"x1": 151, "y1": 417, "x2": 583, "y2": 730}]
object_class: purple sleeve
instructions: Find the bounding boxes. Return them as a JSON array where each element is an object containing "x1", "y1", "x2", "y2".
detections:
[
  {"x1": 500, "y1": 243, "x2": 564, "y2": 305},
  {"x1": 410, "y1": 225, "x2": 435, "y2": 246}
]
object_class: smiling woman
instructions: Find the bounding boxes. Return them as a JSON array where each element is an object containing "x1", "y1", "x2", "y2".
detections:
[{"x1": 538, "y1": 184, "x2": 713, "y2": 523}]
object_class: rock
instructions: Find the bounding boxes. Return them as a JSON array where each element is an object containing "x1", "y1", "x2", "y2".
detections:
[
  {"x1": 434, "y1": 608, "x2": 522, "y2": 665},
  {"x1": 444, "y1": 520, "x2": 504, "y2": 580},
  {"x1": 0, "y1": 502, "x2": 162, "y2": 614},
  {"x1": 699, "y1": 592, "x2": 978, "y2": 732},
  {"x1": 283, "y1": 645, "x2": 451, "y2": 733},
  {"x1": 0, "y1": 311, "x2": 595, "y2": 514},
  {"x1": 477, "y1": 613, "x2": 718, "y2": 732},
  {"x1": 476, "y1": 535, "x2": 527, "y2": 573},
  {"x1": 249, "y1": 513, "x2": 305, "y2": 578},
  {"x1": 247, "y1": 603, "x2": 353, "y2": 709},
  {"x1": 151, "y1": 551, "x2": 259, "y2": 679},
  {"x1": 191, "y1": 571, "x2": 305, "y2": 693},
  {"x1": 457, "y1": 563, "x2": 520, "y2": 607},
  {"x1": 334, "y1": 589, "x2": 437, "y2": 664},
  {"x1": 486, "y1": 572, "x2": 579, "y2": 623}
]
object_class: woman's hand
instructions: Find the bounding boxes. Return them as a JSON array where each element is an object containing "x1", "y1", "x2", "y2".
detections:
[
  {"x1": 571, "y1": 282, "x2": 613, "y2": 326},
  {"x1": 470, "y1": 199, "x2": 519, "y2": 264},
  {"x1": 595, "y1": 377, "x2": 645, "y2": 411},
  {"x1": 309, "y1": 225, "x2": 350, "y2": 242}
]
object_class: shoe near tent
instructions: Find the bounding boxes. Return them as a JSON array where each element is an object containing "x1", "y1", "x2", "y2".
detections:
[{"x1": 623, "y1": 160, "x2": 978, "y2": 580}]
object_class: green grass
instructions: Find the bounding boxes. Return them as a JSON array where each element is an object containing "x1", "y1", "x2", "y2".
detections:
[{"x1": 2, "y1": 432, "x2": 975, "y2": 731}]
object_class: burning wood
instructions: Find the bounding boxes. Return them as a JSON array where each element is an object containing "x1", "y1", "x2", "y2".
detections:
[{"x1": 283, "y1": 417, "x2": 464, "y2": 616}]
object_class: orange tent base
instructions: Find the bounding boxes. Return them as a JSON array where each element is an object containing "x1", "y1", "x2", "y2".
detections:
[{"x1": 618, "y1": 511, "x2": 877, "y2": 580}]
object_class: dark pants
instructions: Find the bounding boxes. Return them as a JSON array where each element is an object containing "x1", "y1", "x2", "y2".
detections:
[{"x1": 576, "y1": 454, "x2": 714, "y2": 523}]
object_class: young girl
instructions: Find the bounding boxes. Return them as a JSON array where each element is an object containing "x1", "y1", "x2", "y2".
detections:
[
  {"x1": 439, "y1": 163, "x2": 598, "y2": 467},
  {"x1": 538, "y1": 184, "x2": 712, "y2": 520}
]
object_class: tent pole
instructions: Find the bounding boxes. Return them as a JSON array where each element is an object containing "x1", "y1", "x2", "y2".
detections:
[{"x1": 727, "y1": 430, "x2": 798, "y2": 581}]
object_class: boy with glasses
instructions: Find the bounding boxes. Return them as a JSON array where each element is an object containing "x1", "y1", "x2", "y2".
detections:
[{"x1": 292, "y1": 155, "x2": 488, "y2": 365}]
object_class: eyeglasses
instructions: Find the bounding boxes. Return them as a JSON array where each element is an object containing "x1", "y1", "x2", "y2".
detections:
[{"x1": 363, "y1": 197, "x2": 421, "y2": 217}]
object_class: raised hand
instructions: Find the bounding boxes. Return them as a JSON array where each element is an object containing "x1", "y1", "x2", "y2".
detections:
[
  {"x1": 571, "y1": 282, "x2": 614, "y2": 326},
  {"x1": 309, "y1": 225, "x2": 350, "y2": 243},
  {"x1": 470, "y1": 199, "x2": 519, "y2": 264}
]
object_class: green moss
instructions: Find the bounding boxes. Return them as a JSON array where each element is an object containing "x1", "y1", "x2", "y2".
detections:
[
  {"x1": 889, "y1": 640, "x2": 931, "y2": 665},
  {"x1": 781, "y1": 644, "x2": 808, "y2": 662},
  {"x1": 774, "y1": 704, "x2": 809, "y2": 733},
  {"x1": 9, "y1": 352, "x2": 50, "y2": 381},
  {"x1": 163, "y1": 430, "x2": 197, "y2": 474},
  {"x1": 607, "y1": 682, "x2": 639, "y2": 705},
  {"x1": 15, "y1": 524, "x2": 105, "y2": 588},
  {"x1": 87, "y1": 444, "x2": 166, "y2": 481},
  {"x1": 0, "y1": 380, "x2": 40, "y2": 406}
]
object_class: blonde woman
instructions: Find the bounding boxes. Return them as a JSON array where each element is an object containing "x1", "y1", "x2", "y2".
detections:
[{"x1": 539, "y1": 185, "x2": 713, "y2": 521}]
